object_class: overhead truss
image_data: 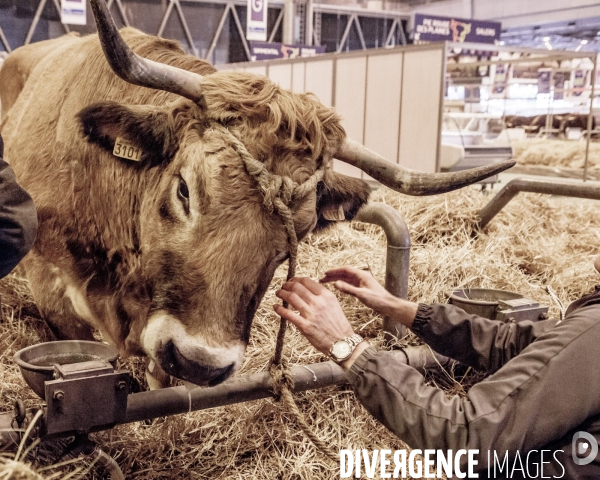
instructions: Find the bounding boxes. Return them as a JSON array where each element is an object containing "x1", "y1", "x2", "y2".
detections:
[
  {"x1": 1, "y1": 0, "x2": 407, "y2": 60},
  {"x1": 311, "y1": 5, "x2": 408, "y2": 52}
]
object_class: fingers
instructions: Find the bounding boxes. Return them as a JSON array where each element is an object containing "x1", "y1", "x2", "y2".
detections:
[
  {"x1": 277, "y1": 278, "x2": 328, "y2": 308},
  {"x1": 276, "y1": 287, "x2": 309, "y2": 313},
  {"x1": 332, "y1": 280, "x2": 361, "y2": 297},
  {"x1": 320, "y1": 266, "x2": 369, "y2": 286},
  {"x1": 288, "y1": 276, "x2": 328, "y2": 295},
  {"x1": 274, "y1": 304, "x2": 307, "y2": 329}
]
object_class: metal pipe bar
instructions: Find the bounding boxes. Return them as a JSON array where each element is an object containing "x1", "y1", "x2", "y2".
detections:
[
  {"x1": 205, "y1": 4, "x2": 231, "y2": 62},
  {"x1": 354, "y1": 203, "x2": 411, "y2": 339},
  {"x1": 0, "y1": 26, "x2": 11, "y2": 53},
  {"x1": 123, "y1": 347, "x2": 447, "y2": 426},
  {"x1": 157, "y1": 0, "x2": 176, "y2": 38},
  {"x1": 354, "y1": 16, "x2": 366, "y2": 51},
  {"x1": 478, "y1": 177, "x2": 600, "y2": 229},
  {"x1": 584, "y1": 55, "x2": 597, "y2": 182},
  {"x1": 384, "y1": 19, "x2": 398, "y2": 48},
  {"x1": 230, "y1": 5, "x2": 252, "y2": 61},
  {"x1": 107, "y1": 0, "x2": 130, "y2": 27},
  {"x1": 52, "y1": 0, "x2": 70, "y2": 34},
  {"x1": 173, "y1": 0, "x2": 200, "y2": 57},
  {"x1": 124, "y1": 361, "x2": 346, "y2": 423},
  {"x1": 268, "y1": 9, "x2": 284, "y2": 43},
  {"x1": 398, "y1": 19, "x2": 407, "y2": 45},
  {"x1": 337, "y1": 14, "x2": 354, "y2": 53},
  {"x1": 403, "y1": 345, "x2": 451, "y2": 370},
  {"x1": 24, "y1": 0, "x2": 47, "y2": 46}
]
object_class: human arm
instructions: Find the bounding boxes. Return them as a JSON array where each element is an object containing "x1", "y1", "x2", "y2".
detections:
[
  {"x1": 320, "y1": 266, "x2": 556, "y2": 373},
  {"x1": 0, "y1": 135, "x2": 37, "y2": 277},
  {"x1": 275, "y1": 273, "x2": 600, "y2": 471},
  {"x1": 348, "y1": 306, "x2": 600, "y2": 473}
]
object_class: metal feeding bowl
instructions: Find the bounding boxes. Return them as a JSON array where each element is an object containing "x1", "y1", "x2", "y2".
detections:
[
  {"x1": 449, "y1": 288, "x2": 549, "y2": 323},
  {"x1": 14, "y1": 340, "x2": 119, "y2": 400}
]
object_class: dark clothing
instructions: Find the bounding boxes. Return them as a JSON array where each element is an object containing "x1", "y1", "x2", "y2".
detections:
[
  {"x1": 348, "y1": 286, "x2": 600, "y2": 479},
  {"x1": 0, "y1": 136, "x2": 37, "y2": 277}
]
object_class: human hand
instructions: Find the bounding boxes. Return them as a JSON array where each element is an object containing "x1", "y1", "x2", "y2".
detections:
[
  {"x1": 274, "y1": 277, "x2": 355, "y2": 357},
  {"x1": 320, "y1": 266, "x2": 418, "y2": 328}
]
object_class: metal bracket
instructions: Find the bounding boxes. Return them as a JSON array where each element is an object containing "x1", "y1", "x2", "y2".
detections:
[{"x1": 44, "y1": 364, "x2": 130, "y2": 436}]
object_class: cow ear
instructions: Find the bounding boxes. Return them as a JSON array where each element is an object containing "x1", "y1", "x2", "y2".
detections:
[
  {"x1": 77, "y1": 101, "x2": 176, "y2": 167},
  {"x1": 315, "y1": 171, "x2": 371, "y2": 231}
]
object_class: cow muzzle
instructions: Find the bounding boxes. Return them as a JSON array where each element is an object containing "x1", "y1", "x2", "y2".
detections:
[
  {"x1": 141, "y1": 312, "x2": 245, "y2": 387},
  {"x1": 157, "y1": 340, "x2": 235, "y2": 386}
]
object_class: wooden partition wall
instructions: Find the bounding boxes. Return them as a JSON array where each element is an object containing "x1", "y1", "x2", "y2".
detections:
[{"x1": 218, "y1": 43, "x2": 446, "y2": 179}]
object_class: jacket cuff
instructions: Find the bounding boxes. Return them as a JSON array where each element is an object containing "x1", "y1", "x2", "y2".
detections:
[
  {"x1": 411, "y1": 303, "x2": 434, "y2": 335},
  {"x1": 347, "y1": 346, "x2": 379, "y2": 385}
]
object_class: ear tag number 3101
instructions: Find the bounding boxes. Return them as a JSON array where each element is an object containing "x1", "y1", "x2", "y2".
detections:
[{"x1": 113, "y1": 137, "x2": 143, "y2": 162}]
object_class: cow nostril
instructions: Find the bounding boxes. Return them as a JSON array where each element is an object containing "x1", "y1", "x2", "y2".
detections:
[
  {"x1": 157, "y1": 340, "x2": 235, "y2": 386},
  {"x1": 207, "y1": 363, "x2": 234, "y2": 387}
]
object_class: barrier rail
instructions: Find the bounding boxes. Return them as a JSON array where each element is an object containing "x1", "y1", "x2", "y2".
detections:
[{"x1": 478, "y1": 177, "x2": 600, "y2": 229}]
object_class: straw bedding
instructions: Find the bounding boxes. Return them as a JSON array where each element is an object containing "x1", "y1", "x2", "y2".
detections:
[
  {"x1": 512, "y1": 138, "x2": 600, "y2": 170},
  {"x1": 0, "y1": 184, "x2": 598, "y2": 479}
]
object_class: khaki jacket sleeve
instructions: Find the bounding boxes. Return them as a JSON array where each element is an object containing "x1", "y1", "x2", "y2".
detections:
[
  {"x1": 411, "y1": 304, "x2": 557, "y2": 373},
  {"x1": 347, "y1": 305, "x2": 600, "y2": 470}
]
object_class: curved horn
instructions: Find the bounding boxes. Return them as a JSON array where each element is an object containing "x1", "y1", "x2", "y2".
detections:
[
  {"x1": 90, "y1": 0, "x2": 203, "y2": 101},
  {"x1": 336, "y1": 138, "x2": 515, "y2": 196}
]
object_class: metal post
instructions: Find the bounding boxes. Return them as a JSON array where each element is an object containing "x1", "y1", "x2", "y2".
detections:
[
  {"x1": 305, "y1": 0, "x2": 313, "y2": 46},
  {"x1": 283, "y1": 0, "x2": 295, "y2": 44},
  {"x1": 584, "y1": 54, "x2": 597, "y2": 182},
  {"x1": 477, "y1": 177, "x2": 600, "y2": 229},
  {"x1": 354, "y1": 203, "x2": 411, "y2": 339},
  {"x1": 0, "y1": 26, "x2": 10, "y2": 53}
]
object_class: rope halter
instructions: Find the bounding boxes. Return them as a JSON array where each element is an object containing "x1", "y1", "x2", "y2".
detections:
[{"x1": 212, "y1": 124, "x2": 340, "y2": 463}]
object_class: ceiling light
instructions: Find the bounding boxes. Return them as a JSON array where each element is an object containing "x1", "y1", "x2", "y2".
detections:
[{"x1": 581, "y1": 39, "x2": 588, "y2": 44}]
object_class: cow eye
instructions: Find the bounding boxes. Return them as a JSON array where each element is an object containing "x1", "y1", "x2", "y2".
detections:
[{"x1": 178, "y1": 178, "x2": 189, "y2": 200}]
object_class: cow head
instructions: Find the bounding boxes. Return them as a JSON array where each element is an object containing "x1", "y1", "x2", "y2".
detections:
[{"x1": 79, "y1": 0, "x2": 515, "y2": 387}]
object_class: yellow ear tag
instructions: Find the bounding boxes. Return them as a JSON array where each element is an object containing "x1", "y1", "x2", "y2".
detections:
[
  {"x1": 322, "y1": 204, "x2": 346, "y2": 221},
  {"x1": 113, "y1": 137, "x2": 143, "y2": 162}
]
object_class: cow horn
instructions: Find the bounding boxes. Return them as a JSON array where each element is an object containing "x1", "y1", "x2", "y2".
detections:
[
  {"x1": 90, "y1": 0, "x2": 203, "y2": 102},
  {"x1": 335, "y1": 138, "x2": 516, "y2": 196}
]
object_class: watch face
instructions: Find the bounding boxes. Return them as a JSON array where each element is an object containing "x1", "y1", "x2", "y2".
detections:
[{"x1": 332, "y1": 340, "x2": 352, "y2": 360}]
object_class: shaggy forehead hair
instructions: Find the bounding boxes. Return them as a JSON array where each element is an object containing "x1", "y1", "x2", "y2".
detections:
[
  {"x1": 118, "y1": 28, "x2": 345, "y2": 174},
  {"x1": 201, "y1": 71, "x2": 346, "y2": 171}
]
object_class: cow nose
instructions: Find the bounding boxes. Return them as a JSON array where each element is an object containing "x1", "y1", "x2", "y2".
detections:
[{"x1": 157, "y1": 340, "x2": 235, "y2": 386}]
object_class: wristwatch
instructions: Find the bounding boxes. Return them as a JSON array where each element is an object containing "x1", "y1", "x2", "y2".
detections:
[{"x1": 329, "y1": 333, "x2": 364, "y2": 363}]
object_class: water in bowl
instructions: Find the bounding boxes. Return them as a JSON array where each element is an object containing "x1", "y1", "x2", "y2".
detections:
[{"x1": 28, "y1": 352, "x2": 102, "y2": 367}]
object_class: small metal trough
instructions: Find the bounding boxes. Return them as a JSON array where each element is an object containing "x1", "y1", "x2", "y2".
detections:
[{"x1": 449, "y1": 288, "x2": 549, "y2": 323}]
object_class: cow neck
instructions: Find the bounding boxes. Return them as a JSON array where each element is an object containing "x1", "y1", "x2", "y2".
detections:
[{"x1": 212, "y1": 124, "x2": 338, "y2": 463}]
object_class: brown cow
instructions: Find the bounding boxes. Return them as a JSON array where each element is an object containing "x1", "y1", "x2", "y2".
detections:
[{"x1": 0, "y1": 0, "x2": 513, "y2": 388}]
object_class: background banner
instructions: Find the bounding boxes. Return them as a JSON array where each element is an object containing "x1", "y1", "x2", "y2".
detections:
[{"x1": 414, "y1": 14, "x2": 501, "y2": 44}]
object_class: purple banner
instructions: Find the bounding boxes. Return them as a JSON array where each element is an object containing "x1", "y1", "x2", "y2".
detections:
[
  {"x1": 414, "y1": 14, "x2": 501, "y2": 44},
  {"x1": 250, "y1": 0, "x2": 264, "y2": 22},
  {"x1": 247, "y1": 0, "x2": 268, "y2": 41},
  {"x1": 250, "y1": 42, "x2": 326, "y2": 61}
]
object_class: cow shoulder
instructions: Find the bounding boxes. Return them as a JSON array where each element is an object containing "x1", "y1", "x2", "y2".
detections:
[
  {"x1": 0, "y1": 33, "x2": 81, "y2": 119},
  {"x1": 315, "y1": 170, "x2": 371, "y2": 231}
]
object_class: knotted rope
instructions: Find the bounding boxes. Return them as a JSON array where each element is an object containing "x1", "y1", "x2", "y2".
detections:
[{"x1": 213, "y1": 125, "x2": 339, "y2": 463}]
